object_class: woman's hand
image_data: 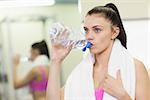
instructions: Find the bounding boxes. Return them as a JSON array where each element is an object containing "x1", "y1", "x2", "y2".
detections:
[
  {"x1": 51, "y1": 42, "x2": 72, "y2": 63},
  {"x1": 103, "y1": 70, "x2": 132, "y2": 100},
  {"x1": 13, "y1": 54, "x2": 20, "y2": 66},
  {"x1": 50, "y1": 28, "x2": 72, "y2": 64}
]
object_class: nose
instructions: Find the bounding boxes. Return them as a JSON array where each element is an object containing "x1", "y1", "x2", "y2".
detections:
[{"x1": 85, "y1": 32, "x2": 94, "y2": 42}]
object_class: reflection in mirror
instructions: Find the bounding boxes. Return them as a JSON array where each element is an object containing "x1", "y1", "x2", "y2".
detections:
[{"x1": 0, "y1": 0, "x2": 81, "y2": 100}]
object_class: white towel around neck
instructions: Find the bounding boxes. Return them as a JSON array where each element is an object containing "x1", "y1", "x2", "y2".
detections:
[
  {"x1": 64, "y1": 39, "x2": 135, "y2": 100},
  {"x1": 32, "y1": 55, "x2": 49, "y2": 67}
]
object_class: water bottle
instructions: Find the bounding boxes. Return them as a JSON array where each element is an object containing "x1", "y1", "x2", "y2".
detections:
[{"x1": 49, "y1": 23, "x2": 92, "y2": 51}]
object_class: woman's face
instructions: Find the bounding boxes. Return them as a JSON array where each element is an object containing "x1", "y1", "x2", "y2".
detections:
[
  {"x1": 30, "y1": 48, "x2": 40, "y2": 61},
  {"x1": 84, "y1": 14, "x2": 118, "y2": 54}
]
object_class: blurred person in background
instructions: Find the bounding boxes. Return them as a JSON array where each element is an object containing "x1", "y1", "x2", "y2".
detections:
[{"x1": 13, "y1": 40, "x2": 50, "y2": 100}]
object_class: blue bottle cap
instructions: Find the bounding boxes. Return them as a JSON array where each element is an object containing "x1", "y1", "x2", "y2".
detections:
[{"x1": 82, "y1": 42, "x2": 92, "y2": 52}]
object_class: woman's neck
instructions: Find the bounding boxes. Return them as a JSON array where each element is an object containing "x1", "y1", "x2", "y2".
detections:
[{"x1": 94, "y1": 41, "x2": 114, "y2": 69}]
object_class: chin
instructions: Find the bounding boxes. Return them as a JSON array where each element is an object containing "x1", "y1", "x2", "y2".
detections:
[{"x1": 89, "y1": 48, "x2": 99, "y2": 54}]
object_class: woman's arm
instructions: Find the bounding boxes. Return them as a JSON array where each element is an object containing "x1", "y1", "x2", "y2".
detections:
[
  {"x1": 13, "y1": 64, "x2": 36, "y2": 89},
  {"x1": 46, "y1": 61, "x2": 61, "y2": 100},
  {"x1": 60, "y1": 87, "x2": 64, "y2": 100},
  {"x1": 46, "y1": 49, "x2": 71, "y2": 100},
  {"x1": 134, "y1": 59, "x2": 150, "y2": 100},
  {"x1": 13, "y1": 55, "x2": 36, "y2": 89},
  {"x1": 46, "y1": 30, "x2": 72, "y2": 100}
]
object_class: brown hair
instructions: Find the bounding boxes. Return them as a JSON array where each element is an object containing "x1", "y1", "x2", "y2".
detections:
[{"x1": 87, "y1": 3, "x2": 127, "y2": 48}]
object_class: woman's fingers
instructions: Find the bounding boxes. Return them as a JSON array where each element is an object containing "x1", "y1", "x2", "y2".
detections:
[
  {"x1": 57, "y1": 26, "x2": 70, "y2": 40},
  {"x1": 102, "y1": 70, "x2": 125, "y2": 99},
  {"x1": 116, "y1": 70, "x2": 123, "y2": 84},
  {"x1": 13, "y1": 54, "x2": 20, "y2": 65}
]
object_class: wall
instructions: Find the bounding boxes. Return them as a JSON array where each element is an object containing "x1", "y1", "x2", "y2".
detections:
[
  {"x1": 80, "y1": 0, "x2": 150, "y2": 20},
  {"x1": 123, "y1": 19, "x2": 150, "y2": 68}
]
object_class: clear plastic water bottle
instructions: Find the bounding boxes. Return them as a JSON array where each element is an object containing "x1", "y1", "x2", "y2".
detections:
[{"x1": 49, "y1": 23, "x2": 92, "y2": 51}]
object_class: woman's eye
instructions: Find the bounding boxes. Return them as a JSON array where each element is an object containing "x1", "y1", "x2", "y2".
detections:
[
  {"x1": 94, "y1": 28, "x2": 101, "y2": 33},
  {"x1": 83, "y1": 28, "x2": 88, "y2": 34}
]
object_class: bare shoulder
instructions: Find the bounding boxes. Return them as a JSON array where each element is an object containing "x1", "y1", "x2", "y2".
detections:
[
  {"x1": 133, "y1": 58, "x2": 150, "y2": 100},
  {"x1": 31, "y1": 66, "x2": 39, "y2": 74},
  {"x1": 134, "y1": 58, "x2": 145, "y2": 68},
  {"x1": 134, "y1": 58, "x2": 149, "y2": 82},
  {"x1": 32, "y1": 66, "x2": 49, "y2": 73},
  {"x1": 134, "y1": 58, "x2": 149, "y2": 77}
]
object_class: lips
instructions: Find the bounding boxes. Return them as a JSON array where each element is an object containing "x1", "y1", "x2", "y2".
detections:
[
  {"x1": 89, "y1": 42, "x2": 94, "y2": 47},
  {"x1": 82, "y1": 42, "x2": 93, "y2": 52}
]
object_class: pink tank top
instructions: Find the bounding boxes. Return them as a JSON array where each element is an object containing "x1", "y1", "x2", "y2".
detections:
[
  {"x1": 95, "y1": 88, "x2": 104, "y2": 100},
  {"x1": 30, "y1": 66, "x2": 48, "y2": 92}
]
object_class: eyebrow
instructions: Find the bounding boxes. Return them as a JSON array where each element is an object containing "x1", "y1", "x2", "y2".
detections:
[
  {"x1": 84, "y1": 25, "x2": 103, "y2": 29},
  {"x1": 92, "y1": 25, "x2": 103, "y2": 28}
]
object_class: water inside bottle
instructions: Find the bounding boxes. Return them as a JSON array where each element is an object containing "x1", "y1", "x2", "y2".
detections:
[
  {"x1": 49, "y1": 23, "x2": 92, "y2": 50},
  {"x1": 61, "y1": 39, "x2": 87, "y2": 49}
]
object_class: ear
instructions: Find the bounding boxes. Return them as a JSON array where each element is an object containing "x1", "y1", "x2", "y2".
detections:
[{"x1": 111, "y1": 26, "x2": 120, "y2": 40}]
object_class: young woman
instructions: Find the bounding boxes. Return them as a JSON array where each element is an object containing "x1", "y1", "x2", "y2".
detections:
[
  {"x1": 13, "y1": 40, "x2": 50, "y2": 100},
  {"x1": 46, "y1": 3, "x2": 150, "y2": 100}
]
